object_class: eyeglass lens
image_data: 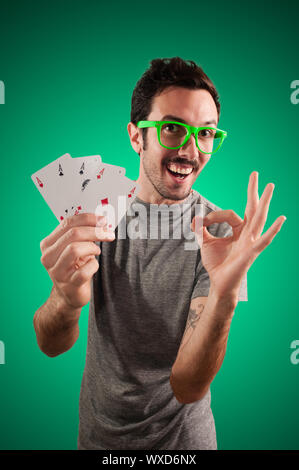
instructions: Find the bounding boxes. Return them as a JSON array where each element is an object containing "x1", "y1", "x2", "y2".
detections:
[{"x1": 160, "y1": 122, "x2": 222, "y2": 153}]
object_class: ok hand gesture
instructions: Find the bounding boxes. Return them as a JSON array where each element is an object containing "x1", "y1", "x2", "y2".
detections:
[{"x1": 191, "y1": 171, "x2": 286, "y2": 298}]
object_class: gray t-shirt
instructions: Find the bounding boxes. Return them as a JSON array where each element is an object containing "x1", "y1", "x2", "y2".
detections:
[{"x1": 77, "y1": 189, "x2": 247, "y2": 450}]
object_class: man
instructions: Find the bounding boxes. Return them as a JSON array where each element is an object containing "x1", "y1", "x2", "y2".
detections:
[{"x1": 33, "y1": 57, "x2": 286, "y2": 450}]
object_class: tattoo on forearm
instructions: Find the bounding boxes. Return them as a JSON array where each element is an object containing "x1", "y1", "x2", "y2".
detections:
[{"x1": 181, "y1": 303, "x2": 205, "y2": 343}]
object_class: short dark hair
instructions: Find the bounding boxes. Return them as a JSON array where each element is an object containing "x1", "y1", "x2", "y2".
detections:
[{"x1": 130, "y1": 57, "x2": 221, "y2": 150}]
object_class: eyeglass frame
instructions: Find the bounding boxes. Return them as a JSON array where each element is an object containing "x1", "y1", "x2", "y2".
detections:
[{"x1": 136, "y1": 120, "x2": 227, "y2": 155}]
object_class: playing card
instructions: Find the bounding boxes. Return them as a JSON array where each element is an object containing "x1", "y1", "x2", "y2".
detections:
[
  {"x1": 62, "y1": 199, "x2": 85, "y2": 218},
  {"x1": 55, "y1": 155, "x2": 105, "y2": 220},
  {"x1": 31, "y1": 153, "x2": 135, "y2": 226},
  {"x1": 32, "y1": 154, "x2": 104, "y2": 221},
  {"x1": 97, "y1": 162, "x2": 126, "y2": 178},
  {"x1": 76, "y1": 159, "x2": 125, "y2": 211},
  {"x1": 31, "y1": 153, "x2": 73, "y2": 221},
  {"x1": 103, "y1": 176, "x2": 140, "y2": 230},
  {"x1": 63, "y1": 157, "x2": 126, "y2": 219},
  {"x1": 76, "y1": 154, "x2": 125, "y2": 178},
  {"x1": 69, "y1": 156, "x2": 126, "y2": 200},
  {"x1": 82, "y1": 174, "x2": 140, "y2": 230},
  {"x1": 67, "y1": 155, "x2": 103, "y2": 196}
]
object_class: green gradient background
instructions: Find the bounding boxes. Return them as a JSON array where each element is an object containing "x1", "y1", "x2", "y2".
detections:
[{"x1": 0, "y1": 0, "x2": 298, "y2": 450}]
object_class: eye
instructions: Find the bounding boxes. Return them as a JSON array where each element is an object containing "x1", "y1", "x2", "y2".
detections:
[
  {"x1": 198, "y1": 128, "x2": 215, "y2": 138},
  {"x1": 164, "y1": 123, "x2": 180, "y2": 133}
]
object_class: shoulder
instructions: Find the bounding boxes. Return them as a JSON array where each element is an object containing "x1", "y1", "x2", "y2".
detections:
[{"x1": 191, "y1": 189, "x2": 223, "y2": 213}]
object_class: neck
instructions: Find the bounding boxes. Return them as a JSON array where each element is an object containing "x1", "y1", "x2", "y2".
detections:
[{"x1": 135, "y1": 177, "x2": 194, "y2": 205}]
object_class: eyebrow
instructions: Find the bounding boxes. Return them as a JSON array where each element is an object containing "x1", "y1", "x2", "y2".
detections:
[{"x1": 161, "y1": 114, "x2": 217, "y2": 127}]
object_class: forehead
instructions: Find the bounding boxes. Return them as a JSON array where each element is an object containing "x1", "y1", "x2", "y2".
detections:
[{"x1": 149, "y1": 86, "x2": 218, "y2": 126}]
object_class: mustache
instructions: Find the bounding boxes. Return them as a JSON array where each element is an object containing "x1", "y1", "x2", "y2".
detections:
[{"x1": 165, "y1": 158, "x2": 198, "y2": 170}]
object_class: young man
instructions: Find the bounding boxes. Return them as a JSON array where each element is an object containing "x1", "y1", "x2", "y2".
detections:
[{"x1": 34, "y1": 57, "x2": 286, "y2": 450}]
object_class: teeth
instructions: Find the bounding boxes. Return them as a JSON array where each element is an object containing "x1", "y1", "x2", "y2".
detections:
[{"x1": 167, "y1": 163, "x2": 193, "y2": 175}]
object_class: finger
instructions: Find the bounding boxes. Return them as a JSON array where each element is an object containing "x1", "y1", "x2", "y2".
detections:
[
  {"x1": 72, "y1": 254, "x2": 97, "y2": 270},
  {"x1": 202, "y1": 210, "x2": 243, "y2": 236},
  {"x1": 40, "y1": 213, "x2": 106, "y2": 252},
  {"x1": 79, "y1": 254, "x2": 97, "y2": 264},
  {"x1": 192, "y1": 214, "x2": 223, "y2": 246},
  {"x1": 69, "y1": 256, "x2": 100, "y2": 287},
  {"x1": 252, "y1": 215, "x2": 286, "y2": 255},
  {"x1": 244, "y1": 171, "x2": 259, "y2": 224},
  {"x1": 49, "y1": 242, "x2": 101, "y2": 283},
  {"x1": 41, "y1": 225, "x2": 113, "y2": 269},
  {"x1": 250, "y1": 182, "x2": 275, "y2": 239}
]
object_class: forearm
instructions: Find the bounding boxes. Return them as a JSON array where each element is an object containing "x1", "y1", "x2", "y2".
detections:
[
  {"x1": 170, "y1": 286, "x2": 238, "y2": 404},
  {"x1": 33, "y1": 286, "x2": 82, "y2": 357}
]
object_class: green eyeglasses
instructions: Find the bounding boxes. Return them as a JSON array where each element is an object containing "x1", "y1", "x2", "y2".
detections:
[{"x1": 137, "y1": 120, "x2": 227, "y2": 155}]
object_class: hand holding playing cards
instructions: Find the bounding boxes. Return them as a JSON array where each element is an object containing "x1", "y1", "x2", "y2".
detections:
[
  {"x1": 191, "y1": 171, "x2": 286, "y2": 299},
  {"x1": 40, "y1": 213, "x2": 115, "y2": 310}
]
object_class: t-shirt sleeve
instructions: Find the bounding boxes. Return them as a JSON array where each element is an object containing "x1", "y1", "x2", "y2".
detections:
[{"x1": 191, "y1": 219, "x2": 248, "y2": 302}]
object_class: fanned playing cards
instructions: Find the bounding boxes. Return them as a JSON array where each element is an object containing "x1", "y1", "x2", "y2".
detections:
[{"x1": 31, "y1": 153, "x2": 140, "y2": 230}]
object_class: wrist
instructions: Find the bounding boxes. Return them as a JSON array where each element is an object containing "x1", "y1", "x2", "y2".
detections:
[
  {"x1": 209, "y1": 282, "x2": 239, "y2": 311},
  {"x1": 50, "y1": 287, "x2": 82, "y2": 328}
]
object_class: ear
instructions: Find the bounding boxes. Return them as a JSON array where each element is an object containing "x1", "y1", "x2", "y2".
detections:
[{"x1": 127, "y1": 122, "x2": 143, "y2": 157}]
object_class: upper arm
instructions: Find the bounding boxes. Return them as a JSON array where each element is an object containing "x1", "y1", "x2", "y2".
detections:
[{"x1": 177, "y1": 296, "x2": 208, "y2": 356}]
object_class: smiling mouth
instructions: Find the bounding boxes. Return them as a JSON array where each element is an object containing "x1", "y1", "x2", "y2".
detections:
[{"x1": 165, "y1": 161, "x2": 194, "y2": 180}]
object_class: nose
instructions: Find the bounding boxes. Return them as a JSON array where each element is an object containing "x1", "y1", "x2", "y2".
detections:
[{"x1": 178, "y1": 132, "x2": 199, "y2": 159}]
